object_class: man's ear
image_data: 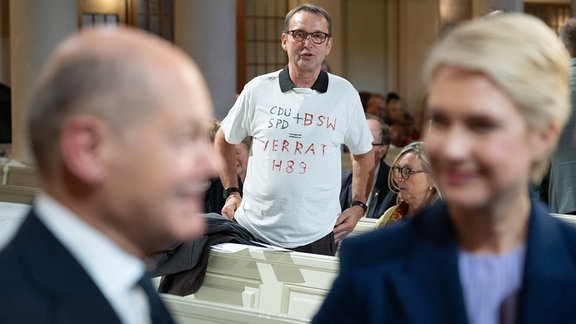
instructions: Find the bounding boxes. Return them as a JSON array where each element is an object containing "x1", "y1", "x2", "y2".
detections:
[
  {"x1": 60, "y1": 114, "x2": 107, "y2": 185},
  {"x1": 324, "y1": 37, "x2": 333, "y2": 55},
  {"x1": 281, "y1": 33, "x2": 288, "y2": 51},
  {"x1": 380, "y1": 145, "x2": 390, "y2": 160}
]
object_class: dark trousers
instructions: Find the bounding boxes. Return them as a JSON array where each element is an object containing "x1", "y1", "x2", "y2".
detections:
[{"x1": 292, "y1": 232, "x2": 336, "y2": 256}]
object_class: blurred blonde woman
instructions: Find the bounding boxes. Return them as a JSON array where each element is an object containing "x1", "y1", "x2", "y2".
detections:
[
  {"x1": 315, "y1": 13, "x2": 575, "y2": 323},
  {"x1": 376, "y1": 141, "x2": 440, "y2": 228}
]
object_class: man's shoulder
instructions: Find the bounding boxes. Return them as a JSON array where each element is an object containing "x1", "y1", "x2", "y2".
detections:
[
  {"x1": 326, "y1": 73, "x2": 356, "y2": 91},
  {"x1": 245, "y1": 70, "x2": 282, "y2": 88}
]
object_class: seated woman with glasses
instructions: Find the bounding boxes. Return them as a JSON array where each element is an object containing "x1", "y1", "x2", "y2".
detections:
[{"x1": 375, "y1": 141, "x2": 440, "y2": 228}]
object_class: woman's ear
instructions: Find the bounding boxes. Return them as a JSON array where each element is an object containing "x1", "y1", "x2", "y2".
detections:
[
  {"x1": 531, "y1": 119, "x2": 559, "y2": 161},
  {"x1": 60, "y1": 114, "x2": 107, "y2": 185}
]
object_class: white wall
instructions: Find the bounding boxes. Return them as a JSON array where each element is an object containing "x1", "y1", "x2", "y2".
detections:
[
  {"x1": 344, "y1": 0, "x2": 388, "y2": 95},
  {"x1": 174, "y1": 1, "x2": 237, "y2": 121},
  {"x1": 342, "y1": 0, "x2": 441, "y2": 113},
  {"x1": 394, "y1": 0, "x2": 441, "y2": 114}
]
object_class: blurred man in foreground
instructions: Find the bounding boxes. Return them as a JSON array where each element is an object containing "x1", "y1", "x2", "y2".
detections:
[{"x1": 0, "y1": 26, "x2": 220, "y2": 324}]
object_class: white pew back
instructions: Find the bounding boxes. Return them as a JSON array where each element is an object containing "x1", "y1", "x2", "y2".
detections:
[
  {"x1": 2, "y1": 164, "x2": 39, "y2": 187},
  {"x1": 0, "y1": 185, "x2": 37, "y2": 205},
  {"x1": 0, "y1": 164, "x2": 38, "y2": 204},
  {"x1": 551, "y1": 213, "x2": 576, "y2": 226},
  {"x1": 188, "y1": 247, "x2": 338, "y2": 320},
  {"x1": 162, "y1": 294, "x2": 309, "y2": 324},
  {"x1": 352, "y1": 213, "x2": 576, "y2": 238},
  {"x1": 351, "y1": 217, "x2": 378, "y2": 237}
]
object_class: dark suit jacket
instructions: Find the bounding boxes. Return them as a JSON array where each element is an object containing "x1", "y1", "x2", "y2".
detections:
[
  {"x1": 340, "y1": 159, "x2": 396, "y2": 218},
  {"x1": 0, "y1": 210, "x2": 168, "y2": 324},
  {"x1": 314, "y1": 199, "x2": 576, "y2": 323}
]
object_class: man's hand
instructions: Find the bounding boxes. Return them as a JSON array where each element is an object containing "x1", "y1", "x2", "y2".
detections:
[
  {"x1": 333, "y1": 206, "x2": 364, "y2": 242},
  {"x1": 221, "y1": 195, "x2": 241, "y2": 220}
]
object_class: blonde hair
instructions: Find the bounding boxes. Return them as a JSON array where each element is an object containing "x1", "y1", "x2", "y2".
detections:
[{"x1": 423, "y1": 13, "x2": 570, "y2": 182}]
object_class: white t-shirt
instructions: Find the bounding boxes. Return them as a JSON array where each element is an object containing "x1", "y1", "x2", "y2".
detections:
[{"x1": 220, "y1": 68, "x2": 372, "y2": 248}]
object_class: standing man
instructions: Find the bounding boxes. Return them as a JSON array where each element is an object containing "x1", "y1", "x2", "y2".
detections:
[
  {"x1": 549, "y1": 17, "x2": 576, "y2": 215},
  {"x1": 0, "y1": 26, "x2": 220, "y2": 323},
  {"x1": 341, "y1": 115, "x2": 396, "y2": 219},
  {"x1": 215, "y1": 4, "x2": 374, "y2": 255}
]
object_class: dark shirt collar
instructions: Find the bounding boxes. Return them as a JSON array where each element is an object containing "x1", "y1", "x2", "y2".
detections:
[{"x1": 279, "y1": 65, "x2": 329, "y2": 93}]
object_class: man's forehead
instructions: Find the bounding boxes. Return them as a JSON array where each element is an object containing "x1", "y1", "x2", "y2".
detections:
[{"x1": 290, "y1": 11, "x2": 328, "y2": 28}]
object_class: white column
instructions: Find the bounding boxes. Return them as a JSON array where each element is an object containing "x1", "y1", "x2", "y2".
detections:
[
  {"x1": 174, "y1": 0, "x2": 236, "y2": 120},
  {"x1": 9, "y1": 0, "x2": 77, "y2": 163},
  {"x1": 0, "y1": 0, "x2": 9, "y2": 85}
]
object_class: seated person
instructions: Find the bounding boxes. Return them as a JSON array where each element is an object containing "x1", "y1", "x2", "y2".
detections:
[
  {"x1": 366, "y1": 93, "x2": 386, "y2": 117},
  {"x1": 341, "y1": 115, "x2": 396, "y2": 218},
  {"x1": 204, "y1": 136, "x2": 251, "y2": 214},
  {"x1": 376, "y1": 141, "x2": 440, "y2": 227},
  {"x1": 383, "y1": 123, "x2": 407, "y2": 166},
  {"x1": 401, "y1": 111, "x2": 421, "y2": 144},
  {"x1": 382, "y1": 92, "x2": 404, "y2": 125}
]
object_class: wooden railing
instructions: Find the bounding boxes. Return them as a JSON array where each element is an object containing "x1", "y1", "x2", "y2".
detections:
[{"x1": 0, "y1": 164, "x2": 38, "y2": 204}]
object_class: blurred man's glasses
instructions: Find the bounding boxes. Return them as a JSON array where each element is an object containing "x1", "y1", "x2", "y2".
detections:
[
  {"x1": 286, "y1": 30, "x2": 330, "y2": 44},
  {"x1": 392, "y1": 166, "x2": 427, "y2": 180},
  {"x1": 372, "y1": 143, "x2": 386, "y2": 147}
]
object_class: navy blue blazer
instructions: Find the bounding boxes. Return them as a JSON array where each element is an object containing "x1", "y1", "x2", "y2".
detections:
[
  {"x1": 0, "y1": 210, "x2": 172, "y2": 324},
  {"x1": 314, "y1": 199, "x2": 576, "y2": 323},
  {"x1": 340, "y1": 159, "x2": 396, "y2": 219}
]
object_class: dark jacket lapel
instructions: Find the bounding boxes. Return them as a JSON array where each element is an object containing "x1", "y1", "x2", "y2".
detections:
[
  {"x1": 388, "y1": 202, "x2": 469, "y2": 323},
  {"x1": 17, "y1": 210, "x2": 122, "y2": 324},
  {"x1": 367, "y1": 160, "x2": 392, "y2": 218},
  {"x1": 518, "y1": 200, "x2": 576, "y2": 323}
]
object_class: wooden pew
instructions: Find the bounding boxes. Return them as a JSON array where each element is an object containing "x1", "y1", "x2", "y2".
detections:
[
  {"x1": 552, "y1": 213, "x2": 576, "y2": 227},
  {"x1": 186, "y1": 246, "x2": 338, "y2": 320},
  {"x1": 351, "y1": 213, "x2": 576, "y2": 237},
  {"x1": 350, "y1": 217, "x2": 378, "y2": 237},
  {"x1": 0, "y1": 184, "x2": 37, "y2": 205},
  {"x1": 2, "y1": 165, "x2": 39, "y2": 188},
  {"x1": 0, "y1": 164, "x2": 38, "y2": 205},
  {"x1": 162, "y1": 294, "x2": 309, "y2": 324}
]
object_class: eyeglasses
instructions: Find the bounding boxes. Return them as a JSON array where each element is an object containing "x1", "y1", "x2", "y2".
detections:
[
  {"x1": 286, "y1": 30, "x2": 330, "y2": 44},
  {"x1": 372, "y1": 143, "x2": 386, "y2": 147},
  {"x1": 392, "y1": 166, "x2": 427, "y2": 180}
]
